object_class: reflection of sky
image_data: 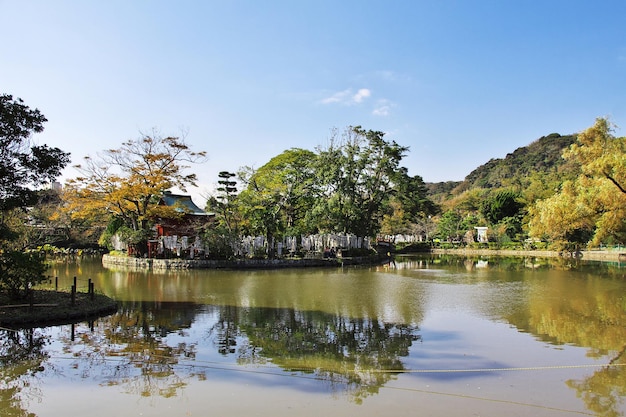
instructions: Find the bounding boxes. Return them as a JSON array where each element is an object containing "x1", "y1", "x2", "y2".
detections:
[
  {"x1": 409, "y1": 311, "x2": 598, "y2": 378},
  {"x1": 17, "y1": 257, "x2": 626, "y2": 417},
  {"x1": 26, "y1": 305, "x2": 611, "y2": 417}
]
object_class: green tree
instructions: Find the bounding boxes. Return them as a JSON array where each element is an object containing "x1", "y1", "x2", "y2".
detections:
[
  {"x1": 315, "y1": 126, "x2": 409, "y2": 237},
  {"x1": 237, "y1": 148, "x2": 318, "y2": 257},
  {"x1": 380, "y1": 170, "x2": 439, "y2": 237},
  {"x1": 436, "y1": 210, "x2": 463, "y2": 241},
  {"x1": 216, "y1": 171, "x2": 238, "y2": 233},
  {"x1": 0, "y1": 95, "x2": 70, "y2": 212},
  {"x1": 203, "y1": 171, "x2": 240, "y2": 259},
  {"x1": 481, "y1": 190, "x2": 523, "y2": 224},
  {"x1": 0, "y1": 94, "x2": 70, "y2": 298}
]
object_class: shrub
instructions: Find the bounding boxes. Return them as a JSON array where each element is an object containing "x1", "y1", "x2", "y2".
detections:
[{"x1": 0, "y1": 251, "x2": 48, "y2": 300}]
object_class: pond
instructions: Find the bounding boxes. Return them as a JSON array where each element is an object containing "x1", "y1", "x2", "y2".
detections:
[{"x1": 2, "y1": 254, "x2": 626, "y2": 417}]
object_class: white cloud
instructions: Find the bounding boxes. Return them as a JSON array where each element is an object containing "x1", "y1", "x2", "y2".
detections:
[
  {"x1": 352, "y1": 88, "x2": 371, "y2": 103},
  {"x1": 320, "y1": 88, "x2": 371, "y2": 105},
  {"x1": 372, "y1": 99, "x2": 394, "y2": 117},
  {"x1": 372, "y1": 105, "x2": 390, "y2": 116},
  {"x1": 320, "y1": 89, "x2": 352, "y2": 104}
]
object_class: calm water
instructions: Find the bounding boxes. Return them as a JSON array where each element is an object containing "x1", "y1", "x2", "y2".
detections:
[{"x1": 2, "y1": 255, "x2": 626, "y2": 417}]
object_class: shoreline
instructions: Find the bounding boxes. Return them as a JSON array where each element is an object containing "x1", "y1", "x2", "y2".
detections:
[
  {"x1": 101, "y1": 253, "x2": 391, "y2": 270},
  {"x1": 0, "y1": 290, "x2": 118, "y2": 328},
  {"x1": 429, "y1": 248, "x2": 626, "y2": 262},
  {"x1": 101, "y1": 249, "x2": 626, "y2": 271}
]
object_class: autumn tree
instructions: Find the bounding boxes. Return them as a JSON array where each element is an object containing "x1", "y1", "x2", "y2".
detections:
[
  {"x1": 63, "y1": 133, "x2": 207, "y2": 251},
  {"x1": 0, "y1": 94, "x2": 70, "y2": 298},
  {"x1": 529, "y1": 118, "x2": 626, "y2": 248}
]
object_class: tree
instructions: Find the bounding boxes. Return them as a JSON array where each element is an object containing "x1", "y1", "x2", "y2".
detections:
[
  {"x1": 63, "y1": 133, "x2": 207, "y2": 251},
  {"x1": 216, "y1": 171, "x2": 239, "y2": 233},
  {"x1": 0, "y1": 94, "x2": 70, "y2": 298},
  {"x1": 481, "y1": 189, "x2": 523, "y2": 224},
  {"x1": 435, "y1": 210, "x2": 463, "y2": 241},
  {"x1": 0, "y1": 94, "x2": 70, "y2": 212},
  {"x1": 237, "y1": 148, "x2": 319, "y2": 257},
  {"x1": 564, "y1": 118, "x2": 626, "y2": 194},
  {"x1": 528, "y1": 118, "x2": 626, "y2": 247},
  {"x1": 380, "y1": 170, "x2": 439, "y2": 238},
  {"x1": 315, "y1": 127, "x2": 409, "y2": 237},
  {"x1": 203, "y1": 171, "x2": 240, "y2": 259}
]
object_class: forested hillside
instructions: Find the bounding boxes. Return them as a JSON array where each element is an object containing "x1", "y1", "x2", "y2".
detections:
[
  {"x1": 427, "y1": 132, "x2": 578, "y2": 202},
  {"x1": 425, "y1": 119, "x2": 626, "y2": 250}
]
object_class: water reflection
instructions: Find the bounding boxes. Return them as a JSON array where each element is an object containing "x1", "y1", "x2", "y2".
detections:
[
  {"x1": 0, "y1": 328, "x2": 49, "y2": 417},
  {"x1": 9, "y1": 302, "x2": 420, "y2": 407},
  {"x1": 3, "y1": 255, "x2": 626, "y2": 416},
  {"x1": 567, "y1": 353, "x2": 626, "y2": 417}
]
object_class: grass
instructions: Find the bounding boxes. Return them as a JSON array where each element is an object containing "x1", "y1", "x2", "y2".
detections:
[{"x1": 0, "y1": 289, "x2": 118, "y2": 328}]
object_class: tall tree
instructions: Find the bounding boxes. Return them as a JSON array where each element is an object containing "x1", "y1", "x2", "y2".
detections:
[
  {"x1": 215, "y1": 171, "x2": 239, "y2": 234},
  {"x1": 529, "y1": 118, "x2": 626, "y2": 247},
  {"x1": 0, "y1": 94, "x2": 70, "y2": 298},
  {"x1": 237, "y1": 148, "x2": 319, "y2": 256},
  {"x1": 63, "y1": 133, "x2": 207, "y2": 248},
  {"x1": 203, "y1": 171, "x2": 240, "y2": 259},
  {"x1": 564, "y1": 118, "x2": 626, "y2": 194},
  {"x1": 0, "y1": 94, "x2": 69, "y2": 212},
  {"x1": 315, "y1": 126, "x2": 408, "y2": 237},
  {"x1": 380, "y1": 170, "x2": 439, "y2": 237}
]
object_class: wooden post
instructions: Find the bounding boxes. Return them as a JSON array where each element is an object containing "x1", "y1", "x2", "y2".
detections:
[
  {"x1": 29, "y1": 283, "x2": 34, "y2": 308},
  {"x1": 71, "y1": 284, "x2": 76, "y2": 306},
  {"x1": 55, "y1": 276, "x2": 58, "y2": 291},
  {"x1": 89, "y1": 279, "x2": 94, "y2": 301}
]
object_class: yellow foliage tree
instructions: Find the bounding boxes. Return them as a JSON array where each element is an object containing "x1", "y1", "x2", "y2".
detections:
[
  {"x1": 529, "y1": 118, "x2": 626, "y2": 247},
  {"x1": 62, "y1": 133, "x2": 207, "y2": 236}
]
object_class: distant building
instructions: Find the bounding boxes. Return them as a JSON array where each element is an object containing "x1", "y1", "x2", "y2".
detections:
[
  {"x1": 49, "y1": 181, "x2": 62, "y2": 192},
  {"x1": 474, "y1": 227, "x2": 488, "y2": 243}
]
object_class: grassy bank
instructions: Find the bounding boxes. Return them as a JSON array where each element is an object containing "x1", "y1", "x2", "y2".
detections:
[{"x1": 0, "y1": 290, "x2": 118, "y2": 328}]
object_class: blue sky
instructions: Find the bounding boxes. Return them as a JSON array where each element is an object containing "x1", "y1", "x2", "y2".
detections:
[{"x1": 2, "y1": 1, "x2": 625, "y2": 204}]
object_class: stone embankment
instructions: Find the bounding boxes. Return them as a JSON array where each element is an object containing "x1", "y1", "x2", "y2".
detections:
[
  {"x1": 102, "y1": 254, "x2": 389, "y2": 270},
  {"x1": 431, "y1": 248, "x2": 626, "y2": 262}
]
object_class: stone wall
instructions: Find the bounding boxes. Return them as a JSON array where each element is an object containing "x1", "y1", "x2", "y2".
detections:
[
  {"x1": 101, "y1": 254, "x2": 391, "y2": 270},
  {"x1": 102, "y1": 254, "x2": 345, "y2": 270}
]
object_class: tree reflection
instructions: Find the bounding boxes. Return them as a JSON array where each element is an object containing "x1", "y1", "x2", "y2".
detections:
[
  {"x1": 43, "y1": 300, "x2": 421, "y2": 404},
  {"x1": 55, "y1": 301, "x2": 203, "y2": 399},
  {"x1": 566, "y1": 351, "x2": 626, "y2": 417},
  {"x1": 396, "y1": 254, "x2": 626, "y2": 416},
  {"x1": 501, "y1": 263, "x2": 626, "y2": 417},
  {"x1": 0, "y1": 328, "x2": 49, "y2": 417},
  {"x1": 210, "y1": 306, "x2": 421, "y2": 403}
]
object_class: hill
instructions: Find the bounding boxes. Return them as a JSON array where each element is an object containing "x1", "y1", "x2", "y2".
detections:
[{"x1": 426, "y1": 132, "x2": 578, "y2": 202}]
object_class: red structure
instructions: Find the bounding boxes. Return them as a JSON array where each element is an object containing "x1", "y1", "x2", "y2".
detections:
[{"x1": 148, "y1": 191, "x2": 214, "y2": 258}]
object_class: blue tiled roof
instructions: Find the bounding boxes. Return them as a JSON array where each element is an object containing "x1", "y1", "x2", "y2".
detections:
[{"x1": 160, "y1": 191, "x2": 211, "y2": 215}]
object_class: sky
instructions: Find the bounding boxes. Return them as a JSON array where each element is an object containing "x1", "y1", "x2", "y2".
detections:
[{"x1": 2, "y1": 0, "x2": 626, "y2": 205}]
